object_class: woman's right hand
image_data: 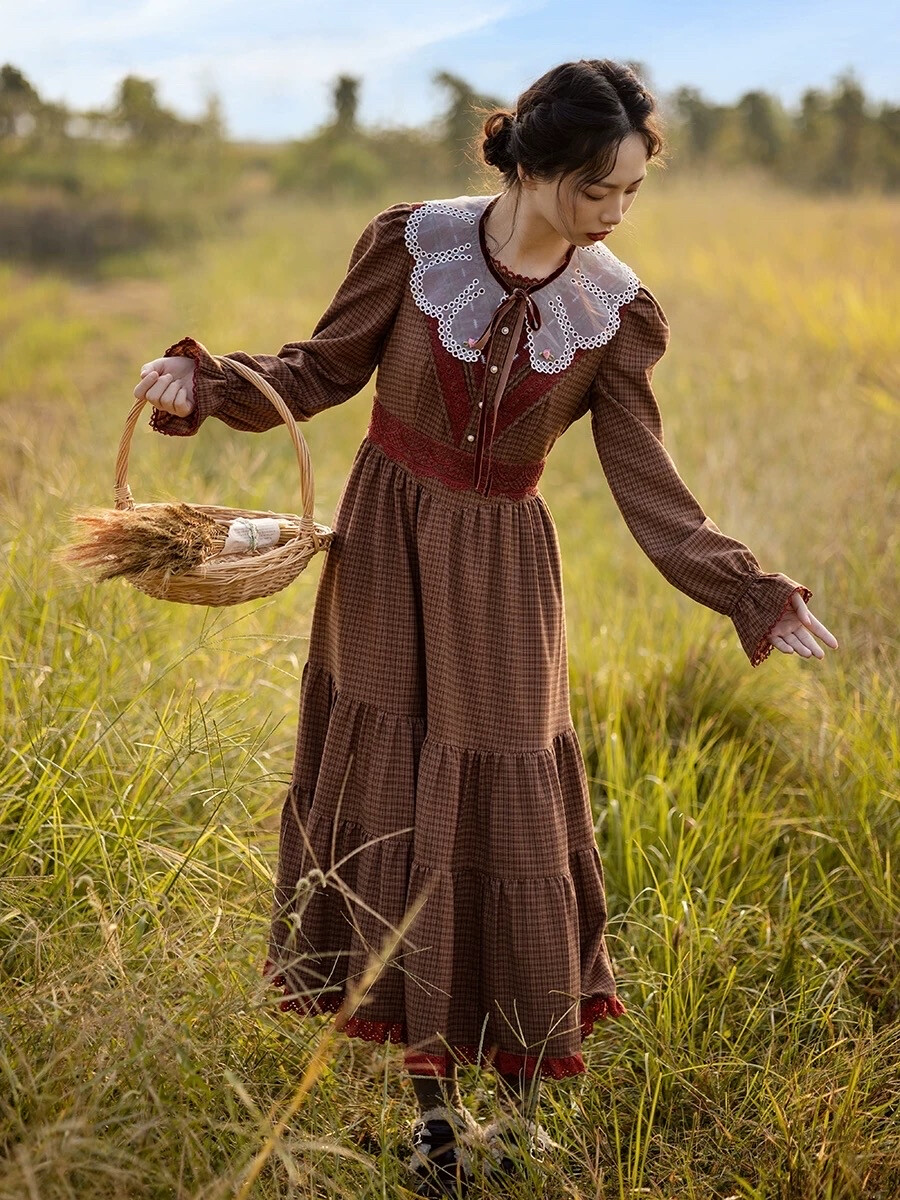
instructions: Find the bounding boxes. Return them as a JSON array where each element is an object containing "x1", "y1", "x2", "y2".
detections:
[{"x1": 134, "y1": 356, "x2": 195, "y2": 416}]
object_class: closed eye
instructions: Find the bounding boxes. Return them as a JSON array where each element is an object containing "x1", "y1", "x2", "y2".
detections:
[{"x1": 585, "y1": 186, "x2": 641, "y2": 201}]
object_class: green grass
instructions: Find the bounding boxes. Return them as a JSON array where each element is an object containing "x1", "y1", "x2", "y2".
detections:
[{"x1": 1, "y1": 172, "x2": 898, "y2": 1198}]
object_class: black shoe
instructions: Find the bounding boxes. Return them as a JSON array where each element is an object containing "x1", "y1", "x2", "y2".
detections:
[
  {"x1": 482, "y1": 1113, "x2": 558, "y2": 1178},
  {"x1": 406, "y1": 1105, "x2": 478, "y2": 1197}
]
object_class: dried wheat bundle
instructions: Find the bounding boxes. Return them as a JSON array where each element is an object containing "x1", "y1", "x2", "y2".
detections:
[
  {"x1": 61, "y1": 355, "x2": 334, "y2": 606},
  {"x1": 63, "y1": 503, "x2": 222, "y2": 582}
]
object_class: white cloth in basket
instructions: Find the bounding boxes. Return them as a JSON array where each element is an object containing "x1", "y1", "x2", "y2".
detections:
[{"x1": 221, "y1": 516, "x2": 282, "y2": 555}]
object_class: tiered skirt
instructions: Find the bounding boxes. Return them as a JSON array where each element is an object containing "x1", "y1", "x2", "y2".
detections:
[{"x1": 263, "y1": 435, "x2": 626, "y2": 1078}]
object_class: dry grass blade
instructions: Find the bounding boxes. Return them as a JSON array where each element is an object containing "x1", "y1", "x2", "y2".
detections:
[{"x1": 62, "y1": 504, "x2": 222, "y2": 582}]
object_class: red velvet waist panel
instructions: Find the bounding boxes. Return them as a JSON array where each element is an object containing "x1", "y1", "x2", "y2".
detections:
[{"x1": 366, "y1": 398, "x2": 544, "y2": 500}]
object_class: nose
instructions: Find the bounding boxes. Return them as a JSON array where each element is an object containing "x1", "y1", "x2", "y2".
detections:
[{"x1": 600, "y1": 196, "x2": 624, "y2": 226}]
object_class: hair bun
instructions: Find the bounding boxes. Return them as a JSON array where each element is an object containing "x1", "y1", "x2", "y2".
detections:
[
  {"x1": 473, "y1": 60, "x2": 664, "y2": 190},
  {"x1": 481, "y1": 110, "x2": 517, "y2": 173}
]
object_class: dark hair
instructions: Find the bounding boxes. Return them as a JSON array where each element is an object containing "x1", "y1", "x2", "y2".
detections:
[{"x1": 479, "y1": 59, "x2": 665, "y2": 200}]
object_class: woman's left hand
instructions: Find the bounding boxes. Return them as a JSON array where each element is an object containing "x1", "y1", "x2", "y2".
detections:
[{"x1": 768, "y1": 590, "x2": 839, "y2": 660}]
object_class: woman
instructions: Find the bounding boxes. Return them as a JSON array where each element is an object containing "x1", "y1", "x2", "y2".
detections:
[{"x1": 134, "y1": 59, "x2": 837, "y2": 1196}]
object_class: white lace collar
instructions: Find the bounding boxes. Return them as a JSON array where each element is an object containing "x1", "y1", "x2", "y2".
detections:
[{"x1": 403, "y1": 193, "x2": 641, "y2": 374}]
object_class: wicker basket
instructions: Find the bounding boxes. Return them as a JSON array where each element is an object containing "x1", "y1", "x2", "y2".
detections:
[{"x1": 113, "y1": 355, "x2": 334, "y2": 605}]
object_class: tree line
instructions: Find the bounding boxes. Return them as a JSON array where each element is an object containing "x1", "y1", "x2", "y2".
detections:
[
  {"x1": 1, "y1": 62, "x2": 895, "y2": 273},
  {"x1": 0, "y1": 65, "x2": 225, "y2": 144},
  {"x1": 1, "y1": 62, "x2": 897, "y2": 192},
  {"x1": 669, "y1": 77, "x2": 898, "y2": 191}
]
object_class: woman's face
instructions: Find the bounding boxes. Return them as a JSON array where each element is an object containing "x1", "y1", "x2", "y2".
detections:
[{"x1": 522, "y1": 131, "x2": 649, "y2": 246}]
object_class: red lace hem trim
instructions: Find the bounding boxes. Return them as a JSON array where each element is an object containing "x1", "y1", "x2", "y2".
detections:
[
  {"x1": 261, "y1": 960, "x2": 627, "y2": 1080},
  {"x1": 367, "y1": 399, "x2": 544, "y2": 500}
]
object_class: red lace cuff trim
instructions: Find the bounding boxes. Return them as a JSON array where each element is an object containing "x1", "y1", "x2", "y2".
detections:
[
  {"x1": 148, "y1": 335, "x2": 226, "y2": 437},
  {"x1": 261, "y1": 959, "x2": 627, "y2": 1080}
]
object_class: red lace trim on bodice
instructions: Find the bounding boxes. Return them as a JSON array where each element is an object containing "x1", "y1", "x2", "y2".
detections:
[{"x1": 366, "y1": 398, "x2": 544, "y2": 499}]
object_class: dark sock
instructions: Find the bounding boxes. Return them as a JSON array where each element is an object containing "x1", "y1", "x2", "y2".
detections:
[{"x1": 409, "y1": 1062, "x2": 463, "y2": 1116}]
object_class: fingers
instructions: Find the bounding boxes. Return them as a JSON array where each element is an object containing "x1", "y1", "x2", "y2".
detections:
[
  {"x1": 785, "y1": 629, "x2": 824, "y2": 659},
  {"x1": 806, "y1": 613, "x2": 839, "y2": 649},
  {"x1": 133, "y1": 371, "x2": 158, "y2": 400},
  {"x1": 770, "y1": 593, "x2": 840, "y2": 662},
  {"x1": 133, "y1": 370, "x2": 192, "y2": 416},
  {"x1": 791, "y1": 593, "x2": 840, "y2": 650},
  {"x1": 771, "y1": 627, "x2": 828, "y2": 659}
]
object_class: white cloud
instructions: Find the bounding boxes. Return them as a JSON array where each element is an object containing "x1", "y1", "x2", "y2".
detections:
[
  {"x1": 3, "y1": 0, "x2": 893, "y2": 137},
  {"x1": 159, "y1": 7, "x2": 516, "y2": 87},
  {"x1": 8, "y1": 0, "x2": 233, "y2": 43},
  {"x1": 4, "y1": 0, "x2": 529, "y2": 131}
]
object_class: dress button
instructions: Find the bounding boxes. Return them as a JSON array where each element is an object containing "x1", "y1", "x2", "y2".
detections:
[
  {"x1": 478, "y1": 401, "x2": 483, "y2": 408},
  {"x1": 501, "y1": 326, "x2": 510, "y2": 335},
  {"x1": 490, "y1": 365, "x2": 498, "y2": 374},
  {"x1": 467, "y1": 434, "x2": 475, "y2": 441}
]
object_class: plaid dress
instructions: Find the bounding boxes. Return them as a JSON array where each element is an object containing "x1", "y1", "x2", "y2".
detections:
[{"x1": 151, "y1": 194, "x2": 811, "y2": 1079}]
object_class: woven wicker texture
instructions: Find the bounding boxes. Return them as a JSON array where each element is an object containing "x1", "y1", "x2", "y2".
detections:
[{"x1": 114, "y1": 355, "x2": 333, "y2": 604}]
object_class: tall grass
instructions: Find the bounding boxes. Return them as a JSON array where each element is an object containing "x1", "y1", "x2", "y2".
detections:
[{"x1": 1, "y1": 172, "x2": 897, "y2": 1198}]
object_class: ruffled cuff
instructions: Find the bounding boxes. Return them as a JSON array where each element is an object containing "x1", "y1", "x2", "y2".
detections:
[
  {"x1": 729, "y1": 573, "x2": 813, "y2": 667},
  {"x1": 148, "y1": 335, "x2": 230, "y2": 437}
]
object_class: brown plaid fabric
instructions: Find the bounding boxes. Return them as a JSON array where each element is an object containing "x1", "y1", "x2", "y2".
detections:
[{"x1": 151, "y1": 199, "x2": 810, "y2": 1078}]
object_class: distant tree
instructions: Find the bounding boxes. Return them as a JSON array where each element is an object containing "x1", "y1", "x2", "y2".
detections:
[
  {"x1": 798, "y1": 88, "x2": 828, "y2": 142},
  {"x1": 0, "y1": 64, "x2": 41, "y2": 138},
  {"x1": 791, "y1": 88, "x2": 832, "y2": 187},
  {"x1": 199, "y1": 90, "x2": 227, "y2": 141},
  {"x1": 671, "y1": 86, "x2": 726, "y2": 159},
  {"x1": 873, "y1": 102, "x2": 900, "y2": 188},
  {"x1": 331, "y1": 75, "x2": 360, "y2": 134},
  {"x1": 736, "y1": 89, "x2": 784, "y2": 166},
  {"x1": 433, "y1": 70, "x2": 505, "y2": 168},
  {"x1": 34, "y1": 99, "x2": 71, "y2": 144},
  {"x1": 830, "y1": 71, "x2": 867, "y2": 178},
  {"x1": 112, "y1": 75, "x2": 181, "y2": 143}
]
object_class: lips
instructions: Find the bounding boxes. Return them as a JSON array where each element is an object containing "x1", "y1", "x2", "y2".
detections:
[{"x1": 587, "y1": 231, "x2": 610, "y2": 241}]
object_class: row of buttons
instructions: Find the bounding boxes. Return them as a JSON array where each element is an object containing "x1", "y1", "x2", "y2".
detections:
[
  {"x1": 466, "y1": 391, "x2": 488, "y2": 440},
  {"x1": 466, "y1": 325, "x2": 509, "y2": 442}
]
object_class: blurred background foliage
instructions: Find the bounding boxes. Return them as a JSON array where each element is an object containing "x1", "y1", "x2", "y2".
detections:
[{"x1": 1, "y1": 60, "x2": 897, "y2": 274}]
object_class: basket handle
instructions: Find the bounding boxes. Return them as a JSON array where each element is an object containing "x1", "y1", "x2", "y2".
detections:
[{"x1": 115, "y1": 355, "x2": 317, "y2": 520}]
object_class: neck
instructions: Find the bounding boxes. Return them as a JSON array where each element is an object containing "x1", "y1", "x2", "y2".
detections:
[{"x1": 483, "y1": 188, "x2": 572, "y2": 277}]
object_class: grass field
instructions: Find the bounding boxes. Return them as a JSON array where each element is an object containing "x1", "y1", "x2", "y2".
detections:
[{"x1": 1, "y1": 170, "x2": 898, "y2": 1199}]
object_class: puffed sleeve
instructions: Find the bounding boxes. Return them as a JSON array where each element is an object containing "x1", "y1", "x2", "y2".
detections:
[
  {"x1": 148, "y1": 201, "x2": 414, "y2": 437},
  {"x1": 589, "y1": 285, "x2": 812, "y2": 667}
]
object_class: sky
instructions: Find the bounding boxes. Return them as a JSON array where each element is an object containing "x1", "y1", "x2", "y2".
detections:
[{"x1": 5, "y1": 0, "x2": 898, "y2": 141}]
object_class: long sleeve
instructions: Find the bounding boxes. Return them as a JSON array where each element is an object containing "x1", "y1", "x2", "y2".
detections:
[
  {"x1": 148, "y1": 201, "x2": 414, "y2": 437},
  {"x1": 589, "y1": 286, "x2": 811, "y2": 667}
]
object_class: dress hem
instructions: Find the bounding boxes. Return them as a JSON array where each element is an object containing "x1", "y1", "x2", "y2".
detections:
[{"x1": 260, "y1": 959, "x2": 627, "y2": 1079}]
